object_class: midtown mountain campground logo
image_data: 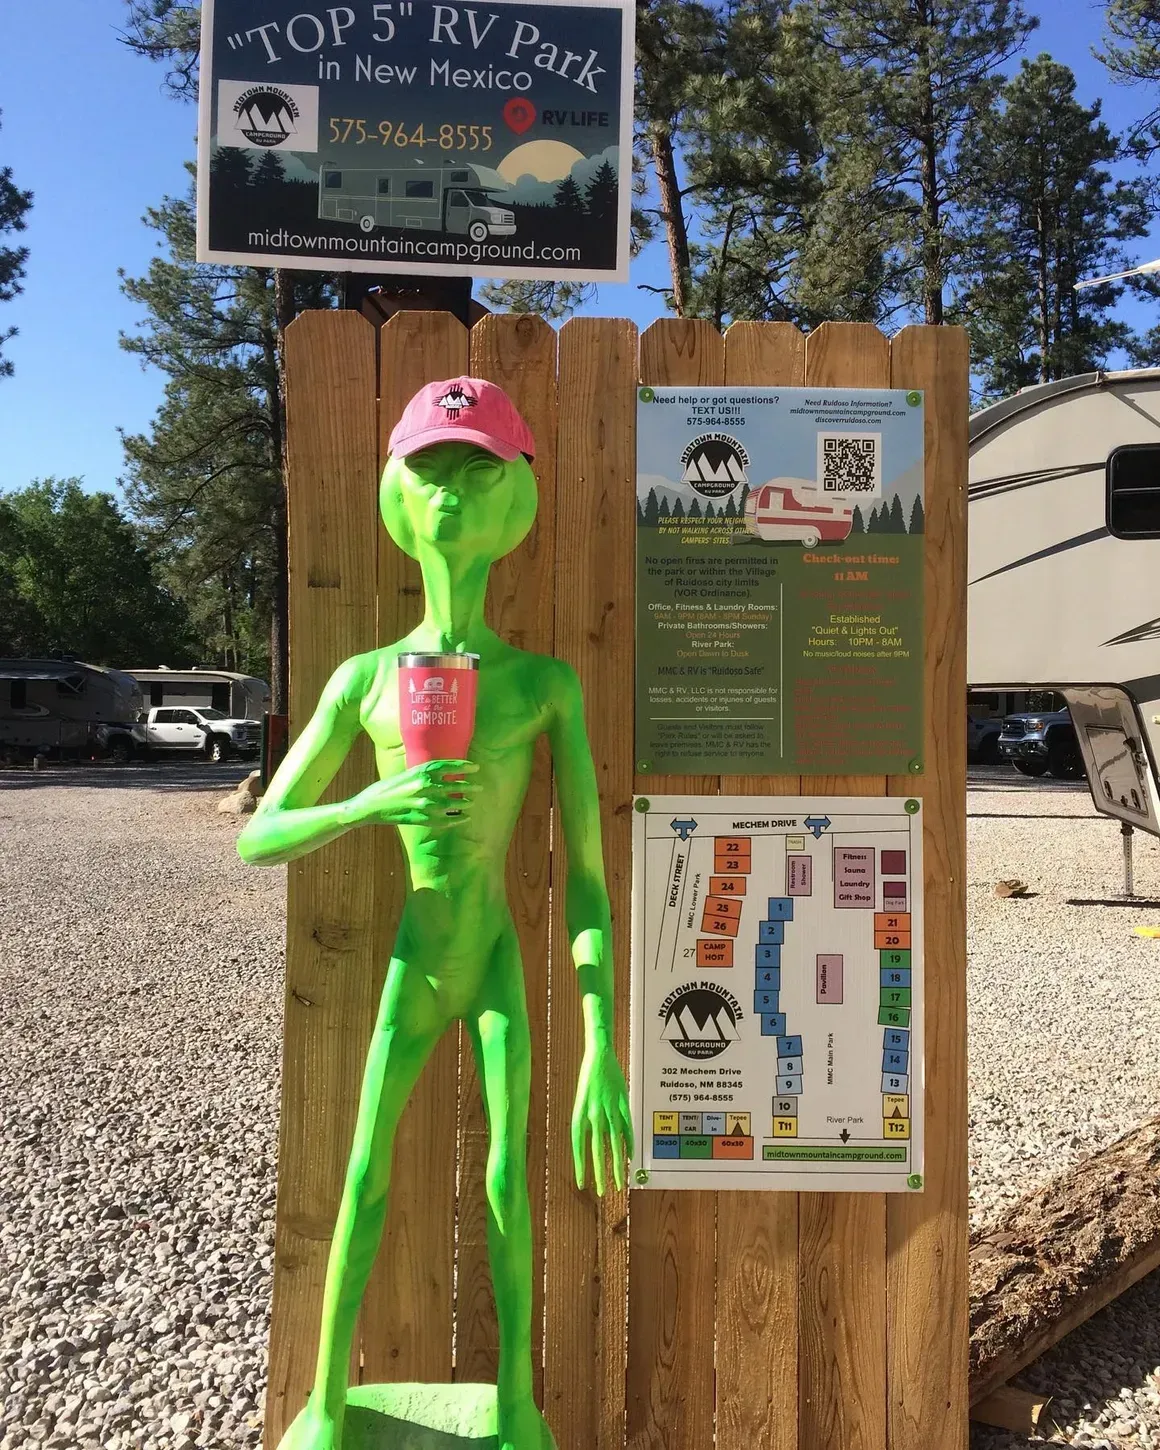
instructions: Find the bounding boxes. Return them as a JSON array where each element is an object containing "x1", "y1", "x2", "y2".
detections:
[
  {"x1": 436, "y1": 386, "x2": 479, "y2": 419},
  {"x1": 680, "y1": 433, "x2": 750, "y2": 499},
  {"x1": 217, "y1": 80, "x2": 320, "y2": 153},
  {"x1": 658, "y1": 981, "x2": 743, "y2": 1061}
]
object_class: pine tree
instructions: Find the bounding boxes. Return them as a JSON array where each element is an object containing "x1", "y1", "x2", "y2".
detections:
[
  {"x1": 908, "y1": 495, "x2": 925, "y2": 534},
  {"x1": 585, "y1": 160, "x2": 619, "y2": 228},
  {"x1": 120, "y1": 180, "x2": 337, "y2": 695},
  {"x1": 888, "y1": 494, "x2": 906, "y2": 532},
  {"x1": 554, "y1": 175, "x2": 585, "y2": 213},
  {"x1": 1099, "y1": 2, "x2": 1160, "y2": 147},
  {"x1": 851, "y1": 504, "x2": 866, "y2": 533},
  {"x1": 688, "y1": 498, "x2": 702, "y2": 518},
  {"x1": 671, "y1": 498, "x2": 686, "y2": 520},
  {"x1": 644, "y1": 488, "x2": 662, "y2": 527},
  {"x1": 956, "y1": 56, "x2": 1148, "y2": 397},
  {"x1": 122, "y1": 0, "x2": 203, "y2": 98},
  {"x1": 805, "y1": 0, "x2": 1037, "y2": 324},
  {"x1": 0, "y1": 112, "x2": 33, "y2": 379}
]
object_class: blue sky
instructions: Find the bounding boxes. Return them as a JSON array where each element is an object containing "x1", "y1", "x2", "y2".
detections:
[{"x1": 0, "y1": 0, "x2": 1155, "y2": 498}]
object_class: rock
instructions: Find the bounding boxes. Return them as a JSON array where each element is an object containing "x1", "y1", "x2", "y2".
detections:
[
  {"x1": 217, "y1": 791, "x2": 256, "y2": 816},
  {"x1": 239, "y1": 770, "x2": 263, "y2": 801}
]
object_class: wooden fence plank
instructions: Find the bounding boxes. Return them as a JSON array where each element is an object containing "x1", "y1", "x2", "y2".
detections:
[
  {"x1": 886, "y1": 325, "x2": 969, "y2": 1450},
  {"x1": 265, "y1": 311, "x2": 380, "y2": 1446},
  {"x1": 545, "y1": 317, "x2": 638, "y2": 1450},
  {"x1": 798, "y1": 321, "x2": 890, "y2": 1450},
  {"x1": 627, "y1": 318, "x2": 724, "y2": 1450},
  {"x1": 452, "y1": 315, "x2": 560, "y2": 1394},
  {"x1": 715, "y1": 321, "x2": 805, "y2": 1450},
  {"x1": 359, "y1": 312, "x2": 470, "y2": 1387}
]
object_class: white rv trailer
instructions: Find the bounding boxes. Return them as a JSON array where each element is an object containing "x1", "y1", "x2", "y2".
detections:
[
  {"x1": 125, "y1": 668, "x2": 270, "y2": 721},
  {"x1": 969, "y1": 369, "x2": 1160, "y2": 763},
  {"x1": 0, "y1": 659, "x2": 142, "y2": 757}
]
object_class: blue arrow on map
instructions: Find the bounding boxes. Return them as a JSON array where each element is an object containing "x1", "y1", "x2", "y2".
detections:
[
  {"x1": 804, "y1": 815, "x2": 832, "y2": 838},
  {"x1": 670, "y1": 818, "x2": 698, "y2": 841}
]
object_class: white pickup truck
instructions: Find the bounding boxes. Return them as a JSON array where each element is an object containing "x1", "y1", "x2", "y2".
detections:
[{"x1": 133, "y1": 706, "x2": 261, "y2": 762}]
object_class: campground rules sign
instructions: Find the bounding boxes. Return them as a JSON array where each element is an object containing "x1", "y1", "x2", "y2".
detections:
[{"x1": 196, "y1": 0, "x2": 633, "y2": 281}]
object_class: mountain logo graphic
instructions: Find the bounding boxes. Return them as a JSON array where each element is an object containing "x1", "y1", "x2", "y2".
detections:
[
  {"x1": 658, "y1": 982, "x2": 743, "y2": 1061},
  {"x1": 233, "y1": 86, "x2": 301, "y2": 147},
  {"x1": 436, "y1": 385, "x2": 478, "y2": 419},
  {"x1": 679, "y1": 433, "x2": 750, "y2": 499}
]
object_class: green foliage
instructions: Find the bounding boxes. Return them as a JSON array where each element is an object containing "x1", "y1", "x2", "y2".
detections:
[
  {"x1": 0, "y1": 111, "x2": 33, "y2": 379},
  {"x1": 955, "y1": 55, "x2": 1148, "y2": 397},
  {"x1": 909, "y1": 495, "x2": 925, "y2": 534},
  {"x1": 121, "y1": 0, "x2": 202, "y2": 99},
  {"x1": 119, "y1": 175, "x2": 336, "y2": 684},
  {"x1": 0, "y1": 480, "x2": 194, "y2": 662},
  {"x1": 851, "y1": 505, "x2": 866, "y2": 533},
  {"x1": 805, "y1": 0, "x2": 1038, "y2": 325}
]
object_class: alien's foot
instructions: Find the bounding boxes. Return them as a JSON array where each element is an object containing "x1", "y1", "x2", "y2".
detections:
[
  {"x1": 277, "y1": 1394, "x2": 343, "y2": 1450},
  {"x1": 497, "y1": 1393, "x2": 557, "y2": 1450}
]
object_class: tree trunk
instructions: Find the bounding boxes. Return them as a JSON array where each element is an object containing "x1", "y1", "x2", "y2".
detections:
[
  {"x1": 269, "y1": 269, "x2": 296, "y2": 716},
  {"x1": 1035, "y1": 202, "x2": 1050, "y2": 382},
  {"x1": 918, "y1": 67, "x2": 943, "y2": 326},
  {"x1": 652, "y1": 123, "x2": 693, "y2": 316}
]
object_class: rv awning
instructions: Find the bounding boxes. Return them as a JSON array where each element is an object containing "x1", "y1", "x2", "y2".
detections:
[{"x1": 0, "y1": 668, "x2": 84, "y2": 686}]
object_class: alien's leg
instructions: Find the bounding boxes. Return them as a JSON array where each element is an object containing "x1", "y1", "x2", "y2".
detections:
[
  {"x1": 466, "y1": 929, "x2": 557, "y2": 1450},
  {"x1": 303, "y1": 955, "x2": 449, "y2": 1443}
]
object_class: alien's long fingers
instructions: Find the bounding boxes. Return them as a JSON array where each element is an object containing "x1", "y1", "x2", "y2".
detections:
[
  {"x1": 620, "y1": 1101, "x2": 636, "y2": 1158},
  {"x1": 571, "y1": 1113, "x2": 587, "y2": 1191},
  {"x1": 589, "y1": 1113, "x2": 607, "y2": 1196},
  {"x1": 608, "y1": 1110, "x2": 626, "y2": 1192}
]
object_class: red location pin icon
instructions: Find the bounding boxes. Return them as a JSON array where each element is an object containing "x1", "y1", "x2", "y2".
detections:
[{"x1": 503, "y1": 97, "x2": 537, "y2": 135}]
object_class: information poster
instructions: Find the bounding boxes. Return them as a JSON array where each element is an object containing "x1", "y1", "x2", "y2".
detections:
[
  {"x1": 197, "y1": 0, "x2": 633, "y2": 280},
  {"x1": 636, "y1": 387, "x2": 926, "y2": 776},
  {"x1": 630, "y1": 796, "x2": 923, "y2": 1193}
]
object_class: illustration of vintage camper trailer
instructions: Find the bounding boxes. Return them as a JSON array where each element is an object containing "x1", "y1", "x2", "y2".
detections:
[
  {"x1": 744, "y1": 479, "x2": 855, "y2": 546},
  {"x1": 318, "y1": 159, "x2": 516, "y2": 240}
]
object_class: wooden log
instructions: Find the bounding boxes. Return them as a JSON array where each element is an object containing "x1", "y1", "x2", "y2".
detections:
[
  {"x1": 969, "y1": 1115, "x2": 1160, "y2": 1406},
  {"x1": 970, "y1": 1385, "x2": 1053, "y2": 1434}
]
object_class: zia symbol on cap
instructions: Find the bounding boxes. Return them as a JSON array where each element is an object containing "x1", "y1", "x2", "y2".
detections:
[{"x1": 435, "y1": 385, "x2": 477, "y2": 418}]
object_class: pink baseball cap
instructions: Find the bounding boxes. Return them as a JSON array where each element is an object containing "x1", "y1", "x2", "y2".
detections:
[{"x1": 388, "y1": 377, "x2": 536, "y2": 462}]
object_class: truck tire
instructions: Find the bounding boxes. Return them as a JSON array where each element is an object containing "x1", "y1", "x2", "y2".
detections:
[
  {"x1": 469, "y1": 220, "x2": 489, "y2": 242},
  {"x1": 207, "y1": 734, "x2": 231, "y2": 764},
  {"x1": 109, "y1": 736, "x2": 132, "y2": 765},
  {"x1": 360, "y1": 214, "x2": 375, "y2": 233},
  {"x1": 1013, "y1": 759, "x2": 1048, "y2": 777},
  {"x1": 978, "y1": 734, "x2": 1001, "y2": 765}
]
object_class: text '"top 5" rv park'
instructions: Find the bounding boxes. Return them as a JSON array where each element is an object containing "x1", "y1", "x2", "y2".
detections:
[{"x1": 197, "y1": 0, "x2": 634, "y2": 280}]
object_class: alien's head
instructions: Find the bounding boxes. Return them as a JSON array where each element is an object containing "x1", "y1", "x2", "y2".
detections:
[
  {"x1": 380, "y1": 445, "x2": 537, "y2": 563},
  {"x1": 381, "y1": 377, "x2": 538, "y2": 563}
]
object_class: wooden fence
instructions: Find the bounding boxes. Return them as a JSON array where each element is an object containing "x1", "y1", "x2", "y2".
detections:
[{"x1": 267, "y1": 311, "x2": 969, "y2": 1450}]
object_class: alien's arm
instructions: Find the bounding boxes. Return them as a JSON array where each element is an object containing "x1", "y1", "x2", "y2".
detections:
[
  {"x1": 548, "y1": 660, "x2": 616, "y2": 1048},
  {"x1": 236, "y1": 656, "x2": 368, "y2": 867}
]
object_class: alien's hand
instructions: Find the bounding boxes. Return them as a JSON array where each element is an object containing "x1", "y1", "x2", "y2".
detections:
[
  {"x1": 571, "y1": 1043, "x2": 634, "y2": 1194},
  {"x1": 346, "y1": 760, "x2": 480, "y2": 829}
]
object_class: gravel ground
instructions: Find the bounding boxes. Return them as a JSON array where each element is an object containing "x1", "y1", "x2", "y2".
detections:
[
  {"x1": 0, "y1": 764, "x2": 285, "y2": 1450},
  {"x1": 1, "y1": 761, "x2": 1159, "y2": 1448}
]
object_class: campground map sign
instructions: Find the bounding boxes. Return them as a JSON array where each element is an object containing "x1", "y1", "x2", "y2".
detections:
[{"x1": 196, "y1": 0, "x2": 633, "y2": 280}]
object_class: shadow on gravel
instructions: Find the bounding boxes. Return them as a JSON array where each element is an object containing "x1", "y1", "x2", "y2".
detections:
[
  {"x1": 0, "y1": 763, "x2": 251, "y2": 794},
  {"x1": 1066, "y1": 897, "x2": 1160, "y2": 909}
]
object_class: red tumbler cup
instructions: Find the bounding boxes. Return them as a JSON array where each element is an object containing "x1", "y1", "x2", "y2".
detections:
[{"x1": 397, "y1": 654, "x2": 479, "y2": 792}]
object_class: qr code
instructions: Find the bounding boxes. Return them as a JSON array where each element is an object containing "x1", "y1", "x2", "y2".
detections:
[{"x1": 818, "y1": 432, "x2": 882, "y2": 495}]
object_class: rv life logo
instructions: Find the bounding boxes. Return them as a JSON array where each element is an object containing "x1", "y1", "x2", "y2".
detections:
[
  {"x1": 680, "y1": 434, "x2": 750, "y2": 499},
  {"x1": 218, "y1": 80, "x2": 320, "y2": 152},
  {"x1": 659, "y1": 981, "x2": 743, "y2": 1061}
]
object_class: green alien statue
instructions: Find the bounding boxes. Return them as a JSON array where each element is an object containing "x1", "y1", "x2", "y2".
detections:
[{"x1": 237, "y1": 376, "x2": 634, "y2": 1450}]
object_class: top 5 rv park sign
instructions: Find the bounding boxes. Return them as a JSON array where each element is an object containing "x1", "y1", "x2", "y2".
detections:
[{"x1": 196, "y1": 0, "x2": 633, "y2": 281}]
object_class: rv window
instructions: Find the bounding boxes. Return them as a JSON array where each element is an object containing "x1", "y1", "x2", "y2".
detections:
[
  {"x1": 1108, "y1": 445, "x2": 1160, "y2": 538},
  {"x1": 405, "y1": 179, "x2": 434, "y2": 198},
  {"x1": 450, "y1": 171, "x2": 470, "y2": 182},
  {"x1": 10, "y1": 680, "x2": 26, "y2": 710},
  {"x1": 377, "y1": 178, "x2": 391, "y2": 195},
  {"x1": 325, "y1": 171, "x2": 343, "y2": 189}
]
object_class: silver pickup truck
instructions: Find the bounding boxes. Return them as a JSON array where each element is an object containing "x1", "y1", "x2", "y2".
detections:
[{"x1": 133, "y1": 706, "x2": 261, "y2": 763}]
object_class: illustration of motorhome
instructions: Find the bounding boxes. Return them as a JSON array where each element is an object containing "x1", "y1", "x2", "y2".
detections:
[
  {"x1": 318, "y1": 159, "x2": 516, "y2": 240},
  {"x1": 744, "y1": 477, "x2": 855, "y2": 546}
]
